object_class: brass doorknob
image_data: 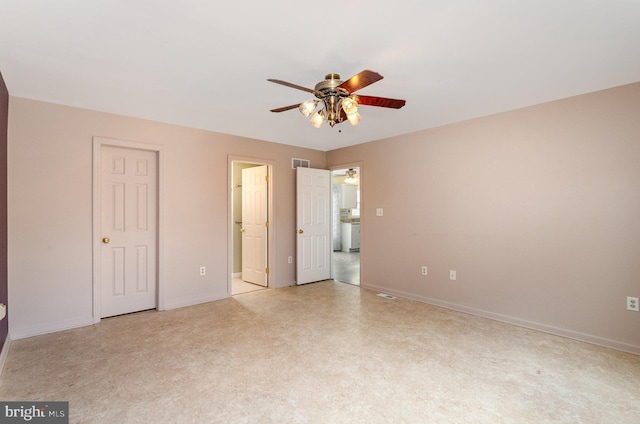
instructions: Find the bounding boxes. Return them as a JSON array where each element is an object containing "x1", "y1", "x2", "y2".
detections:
[
  {"x1": 102, "y1": 237, "x2": 110, "y2": 244},
  {"x1": 298, "y1": 229, "x2": 304, "y2": 234}
]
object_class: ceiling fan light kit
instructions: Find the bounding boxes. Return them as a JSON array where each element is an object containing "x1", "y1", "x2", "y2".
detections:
[{"x1": 268, "y1": 70, "x2": 406, "y2": 129}]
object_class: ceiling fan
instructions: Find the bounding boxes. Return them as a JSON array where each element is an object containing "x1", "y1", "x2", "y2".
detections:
[{"x1": 267, "y1": 70, "x2": 406, "y2": 128}]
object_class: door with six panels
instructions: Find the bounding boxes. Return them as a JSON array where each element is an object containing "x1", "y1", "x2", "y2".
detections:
[{"x1": 100, "y1": 146, "x2": 158, "y2": 318}]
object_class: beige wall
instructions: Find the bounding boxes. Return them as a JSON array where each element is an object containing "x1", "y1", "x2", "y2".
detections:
[
  {"x1": 8, "y1": 97, "x2": 325, "y2": 338},
  {"x1": 327, "y1": 82, "x2": 640, "y2": 354}
]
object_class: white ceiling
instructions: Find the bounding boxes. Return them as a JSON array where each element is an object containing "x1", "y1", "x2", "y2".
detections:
[{"x1": 1, "y1": 1, "x2": 639, "y2": 151}]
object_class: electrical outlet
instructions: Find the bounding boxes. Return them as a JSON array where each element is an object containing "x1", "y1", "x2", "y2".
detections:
[
  {"x1": 627, "y1": 296, "x2": 639, "y2": 311},
  {"x1": 288, "y1": 256, "x2": 293, "y2": 264},
  {"x1": 421, "y1": 266, "x2": 428, "y2": 276},
  {"x1": 199, "y1": 266, "x2": 206, "y2": 276},
  {"x1": 376, "y1": 208, "x2": 384, "y2": 217},
  {"x1": 449, "y1": 270, "x2": 457, "y2": 281}
]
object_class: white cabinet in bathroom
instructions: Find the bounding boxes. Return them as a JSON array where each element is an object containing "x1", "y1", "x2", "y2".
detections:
[
  {"x1": 341, "y1": 223, "x2": 360, "y2": 252},
  {"x1": 340, "y1": 184, "x2": 357, "y2": 209}
]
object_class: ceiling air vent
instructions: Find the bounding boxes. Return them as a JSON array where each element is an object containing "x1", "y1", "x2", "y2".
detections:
[{"x1": 292, "y1": 158, "x2": 310, "y2": 169}]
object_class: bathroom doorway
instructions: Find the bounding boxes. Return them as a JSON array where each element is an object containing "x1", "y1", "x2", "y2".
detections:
[{"x1": 230, "y1": 159, "x2": 272, "y2": 295}]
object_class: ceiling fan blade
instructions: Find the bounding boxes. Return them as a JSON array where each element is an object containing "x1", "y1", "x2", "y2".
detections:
[
  {"x1": 357, "y1": 95, "x2": 406, "y2": 109},
  {"x1": 338, "y1": 70, "x2": 383, "y2": 93},
  {"x1": 270, "y1": 103, "x2": 301, "y2": 113},
  {"x1": 267, "y1": 78, "x2": 323, "y2": 97}
]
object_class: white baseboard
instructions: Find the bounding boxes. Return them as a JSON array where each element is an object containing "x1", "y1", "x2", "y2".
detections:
[
  {"x1": 162, "y1": 293, "x2": 229, "y2": 311},
  {"x1": 10, "y1": 294, "x2": 230, "y2": 339},
  {"x1": 362, "y1": 283, "x2": 640, "y2": 356},
  {"x1": 0, "y1": 334, "x2": 10, "y2": 376},
  {"x1": 9, "y1": 316, "x2": 94, "y2": 341}
]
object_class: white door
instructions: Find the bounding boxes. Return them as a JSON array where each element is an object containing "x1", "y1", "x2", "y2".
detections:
[
  {"x1": 100, "y1": 146, "x2": 157, "y2": 317},
  {"x1": 296, "y1": 167, "x2": 331, "y2": 285},
  {"x1": 242, "y1": 165, "x2": 268, "y2": 286}
]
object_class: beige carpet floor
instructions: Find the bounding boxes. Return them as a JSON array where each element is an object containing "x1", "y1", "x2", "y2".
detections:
[{"x1": 1, "y1": 280, "x2": 639, "y2": 423}]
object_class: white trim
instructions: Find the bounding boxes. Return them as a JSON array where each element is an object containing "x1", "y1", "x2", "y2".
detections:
[
  {"x1": 0, "y1": 334, "x2": 11, "y2": 376},
  {"x1": 8, "y1": 316, "x2": 94, "y2": 340},
  {"x1": 362, "y1": 282, "x2": 640, "y2": 356},
  {"x1": 227, "y1": 155, "x2": 276, "y2": 293},
  {"x1": 92, "y1": 137, "x2": 165, "y2": 323},
  {"x1": 163, "y1": 293, "x2": 229, "y2": 311}
]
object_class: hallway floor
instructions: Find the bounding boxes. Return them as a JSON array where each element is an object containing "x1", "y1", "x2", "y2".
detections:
[
  {"x1": 1, "y1": 281, "x2": 639, "y2": 423},
  {"x1": 232, "y1": 277, "x2": 266, "y2": 295}
]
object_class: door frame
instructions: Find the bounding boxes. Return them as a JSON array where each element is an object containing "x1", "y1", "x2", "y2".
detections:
[
  {"x1": 228, "y1": 155, "x2": 274, "y2": 294},
  {"x1": 92, "y1": 137, "x2": 165, "y2": 323},
  {"x1": 329, "y1": 161, "x2": 363, "y2": 285}
]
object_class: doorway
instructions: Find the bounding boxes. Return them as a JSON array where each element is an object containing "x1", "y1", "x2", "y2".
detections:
[
  {"x1": 331, "y1": 166, "x2": 361, "y2": 286},
  {"x1": 230, "y1": 159, "x2": 272, "y2": 295}
]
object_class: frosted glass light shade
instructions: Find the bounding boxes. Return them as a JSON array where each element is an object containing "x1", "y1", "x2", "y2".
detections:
[
  {"x1": 310, "y1": 111, "x2": 324, "y2": 128},
  {"x1": 299, "y1": 100, "x2": 317, "y2": 117},
  {"x1": 347, "y1": 111, "x2": 361, "y2": 126},
  {"x1": 342, "y1": 96, "x2": 359, "y2": 115}
]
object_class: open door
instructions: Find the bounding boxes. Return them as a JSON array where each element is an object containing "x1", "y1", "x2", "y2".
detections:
[
  {"x1": 241, "y1": 165, "x2": 268, "y2": 286},
  {"x1": 296, "y1": 167, "x2": 331, "y2": 285}
]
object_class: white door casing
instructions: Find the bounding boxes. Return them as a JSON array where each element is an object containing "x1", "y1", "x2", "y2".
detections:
[
  {"x1": 296, "y1": 167, "x2": 331, "y2": 285},
  {"x1": 97, "y1": 143, "x2": 158, "y2": 318},
  {"x1": 241, "y1": 165, "x2": 268, "y2": 286}
]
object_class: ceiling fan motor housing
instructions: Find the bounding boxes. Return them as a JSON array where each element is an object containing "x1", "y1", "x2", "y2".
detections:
[{"x1": 315, "y1": 73, "x2": 350, "y2": 126}]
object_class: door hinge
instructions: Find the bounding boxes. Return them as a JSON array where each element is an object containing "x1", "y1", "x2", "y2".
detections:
[
  {"x1": 265, "y1": 175, "x2": 270, "y2": 183},
  {"x1": 265, "y1": 221, "x2": 270, "y2": 228},
  {"x1": 265, "y1": 267, "x2": 270, "y2": 274}
]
